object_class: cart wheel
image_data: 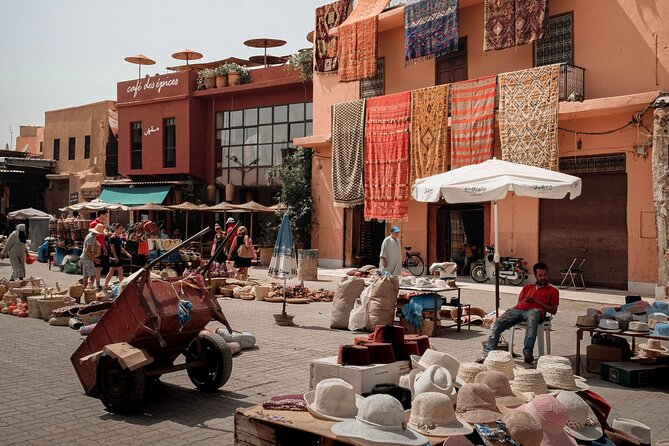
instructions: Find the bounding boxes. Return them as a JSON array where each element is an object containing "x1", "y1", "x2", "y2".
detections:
[
  {"x1": 96, "y1": 356, "x2": 145, "y2": 413},
  {"x1": 185, "y1": 331, "x2": 233, "y2": 392}
]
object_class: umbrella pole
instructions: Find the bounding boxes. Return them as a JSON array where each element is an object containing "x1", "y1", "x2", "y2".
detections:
[
  {"x1": 282, "y1": 276, "x2": 287, "y2": 317},
  {"x1": 493, "y1": 200, "x2": 500, "y2": 317}
]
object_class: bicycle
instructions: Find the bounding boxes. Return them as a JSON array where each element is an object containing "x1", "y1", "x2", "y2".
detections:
[{"x1": 402, "y1": 246, "x2": 425, "y2": 276}]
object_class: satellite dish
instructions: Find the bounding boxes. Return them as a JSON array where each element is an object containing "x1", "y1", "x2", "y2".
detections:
[{"x1": 21, "y1": 144, "x2": 29, "y2": 152}]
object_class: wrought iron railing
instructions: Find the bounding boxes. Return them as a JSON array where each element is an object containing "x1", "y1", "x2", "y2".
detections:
[{"x1": 558, "y1": 63, "x2": 585, "y2": 102}]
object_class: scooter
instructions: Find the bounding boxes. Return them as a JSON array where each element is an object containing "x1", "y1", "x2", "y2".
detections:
[{"x1": 470, "y1": 245, "x2": 528, "y2": 286}]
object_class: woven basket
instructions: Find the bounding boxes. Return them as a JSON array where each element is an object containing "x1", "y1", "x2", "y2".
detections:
[
  {"x1": 253, "y1": 286, "x2": 271, "y2": 301},
  {"x1": 37, "y1": 294, "x2": 76, "y2": 321},
  {"x1": 2, "y1": 290, "x2": 18, "y2": 304},
  {"x1": 83, "y1": 289, "x2": 97, "y2": 304},
  {"x1": 69, "y1": 284, "x2": 84, "y2": 299},
  {"x1": 27, "y1": 296, "x2": 43, "y2": 319}
]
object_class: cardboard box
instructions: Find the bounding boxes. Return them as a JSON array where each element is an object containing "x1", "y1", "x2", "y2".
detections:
[
  {"x1": 586, "y1": 344, "x2": 624, "y2": 374},
  {"x1": 310, "y1": 356, "x2": 411, "y2": 394},
  {"x1": 601, "y1": 361, "x2": 669, "y2": 388}
]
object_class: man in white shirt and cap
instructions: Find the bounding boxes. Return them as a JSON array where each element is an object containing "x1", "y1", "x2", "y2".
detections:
[{"x1": 379, "y1": 226, "x2": 402, "y2": 276}]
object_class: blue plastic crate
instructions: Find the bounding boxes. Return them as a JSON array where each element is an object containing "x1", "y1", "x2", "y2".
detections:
[
  {"x1": 148, "y1": 249, "x2": 160, "y2": 260},
  {"x1": 164, "y1": 251, "x2": 181, "y2": 263}
]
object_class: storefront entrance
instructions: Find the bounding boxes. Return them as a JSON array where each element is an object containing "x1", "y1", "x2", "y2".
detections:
[
  {"x1": 433, "y1": 204, "x2": 484, "y2": 273},
  {"x1": 344, "y1": 206, "x2": 386, "y2": 267}
]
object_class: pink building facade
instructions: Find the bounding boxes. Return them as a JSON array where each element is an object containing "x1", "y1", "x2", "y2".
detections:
[{"x1": 298, "y1": 0, "x2": 668, "y2": 294}]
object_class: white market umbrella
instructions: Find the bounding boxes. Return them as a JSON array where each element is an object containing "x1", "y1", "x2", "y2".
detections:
[
  {"x1": 412, "y1": 158, "x2": 582, "y2": 315},
  {"x1": 7, "y1": 208, "x2": 52, "y2": 220},
  {"x1": 268, "y1": 214, "x2": 298, "y2": 320}
]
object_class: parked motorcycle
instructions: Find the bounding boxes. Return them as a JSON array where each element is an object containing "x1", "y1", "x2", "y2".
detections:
[{"x1": 470, "y1": 245, "x2": 528, "y2": 286}]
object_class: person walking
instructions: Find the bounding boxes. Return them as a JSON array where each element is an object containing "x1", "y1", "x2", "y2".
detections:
[
  {"x1": 379, "y1": 226, "x2": 402, "y2": 276},
  {"x1": 104, "y1": 224, "x2": 131, "y2": 288},
  {"x1": 89, "y1": 210, "x2": 109, "y2": 290},
  {"x1": 230, "y1": 226, "x2": 253, "y2": 281},
  {"x1": 211, "y1": 223, "x2": 227, "y2": 262},
  {"x1": 82, "y1": 224, "x2": 104, "y2": 289},
  {"x1": 478, "y1": 262, "x2": 559, "y2": 364},
  {"x1": 0, "y1": 223, "x2": 29, "y2": 280}
]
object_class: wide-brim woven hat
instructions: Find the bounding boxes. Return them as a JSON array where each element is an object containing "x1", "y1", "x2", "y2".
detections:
[
  {"x1": 483, "y1": 350, "x2": 516, "y2": 380},
  {"x1": 514, "y1": 395, "x2": 578, "y2": 446},
  {"x1": 576, "y1": 315, "x2": 597, "y2": 328},
  {"x1": 502, "y1": 411, "x2": 543, "y2": 446},
  {"x1": 474, "y1": 370, "x2": 530, "y2": 408},
  {"x1": 456, "y1": 362, "x2": 486, "y2": 386},
  {"x1": 304, "y1": 378, "x2": 363, "y2": 421},
  {"x1": 512, "y1": 368, "x2": 551, "y2": 396},
  {"x1": 331, "y1": 394, "x2": 428, "y2": 445},
  {"x1": 624, "y1": 321, "x2": 651, "y2": 335},
  {"x1": 404, "y1": 392, "x2": 473, "y2": 438},
  {"x1": 595, "y1": 319, "x2": 622, "y2": 333},
  {"x1": 411, "y1": 349, "x2": 461, "y2": 387},
  {"x1": 455, "y1": 383, "x2": 503, "y2": 424},
  {"x1": 542, "y1": 364, "x2": 589, "y2": 392},
  {"x1": 536, "y1": 355, "x2": 573, "y2": 373},
  {"x1": 638, "y1": 338, "x2": 668, "y2": 354},
  {"x1": 556, "y1": 391, "x2": 604, "y2": 441},
  {"x1": 409, "y1": 366, "x2": 457, "y2": 406},
  {"x1": 610, "y1": 418, "x2": 652, "y2": 445}
]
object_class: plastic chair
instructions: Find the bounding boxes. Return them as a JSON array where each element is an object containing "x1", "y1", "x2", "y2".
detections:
[
  {"x1": 559, "y1": 257, "x2": 586, "y2": 290},
  {"x1": 509, "y1": 314, "x2": 552, "y2": 357}
]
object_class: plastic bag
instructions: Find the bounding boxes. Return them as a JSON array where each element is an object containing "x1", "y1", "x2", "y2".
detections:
[{"x1": 348, "y1": 285, "x2": 372, "y2": 331}]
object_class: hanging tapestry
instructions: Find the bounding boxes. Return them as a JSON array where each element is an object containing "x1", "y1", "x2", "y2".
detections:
[
  {"x1": 332, "y1": 100, "x2": 366, "y2": 207},
  {"x1": 450, "y1": 75, "x2": 496, "y2": 169},
  {"x1": 498, "y1": 64, "x2": 560, "y2": 171},
  {"x1": 404, "y1": 0, "x2": 459, "y2": 63},
  {"x1": 338, "y1": 0, "x2": 391, "y2": 82},
  {"x1": 315, "y1": 0, "x2": 352, "y2": 72},
  {"x1": 484, "y1": 0, "x2": 546, "y2": 51},
  {"x1": 364, "y1": 91, "x2": 411, "y2": 221},
  {"x1": 410, "y1": 84, "x2": 450, "y2": 186}
]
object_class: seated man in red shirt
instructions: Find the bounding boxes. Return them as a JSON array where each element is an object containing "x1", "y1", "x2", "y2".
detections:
[{"x1": 479, "y1": 262, "x2": 559, "y2": 364}]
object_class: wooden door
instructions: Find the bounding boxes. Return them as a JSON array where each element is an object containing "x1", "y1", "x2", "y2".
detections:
[{"x1": 436, "y1": 37, "x2": 468, "y2": 85}]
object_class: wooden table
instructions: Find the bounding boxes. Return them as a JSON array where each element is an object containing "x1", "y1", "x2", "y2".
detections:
[
  {"x1": 575, "y1": 327, "x2": 669, "y2": 375},
  {"x1": 235, "y1": 405, "x2": 444, "y2": 446},
  {"x1": 399, "y1": 285, "x2": 465, "y2": 332}
]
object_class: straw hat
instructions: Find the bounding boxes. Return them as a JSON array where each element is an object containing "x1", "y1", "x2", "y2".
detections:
[
  {"x1": 454, "y1": 383, "x2": 503, "y2": 424},
  {"x1": 648, "y1": 312, "x2": 668, "y2": 323},
  {"x1": 536, "y1": 355, "x2": 572, "y2": 373},
  {"x1": 474, "y1": 371, "x2": 530, "y2": 408},
  {"x1": 304, "y1": 378, "x2": 362, "y2": 421},
  {"x1": 542, "y1": 364, "x2": 589, "y2": 391},
  {"x1": 441, "y1": 436, "x2": 476, "y2": 446},
  {"x1": 404, "y1": 392, "x2": 473, "y2": 438},
  {"x1": 514, "y1": 394, "x2": 578, "y2": 446},
  {"x1": 330, "y1": 394, "x2": 428, "y2": 445},
  {"x1": 624, "y1": 321, "x2": 650, "y2": 334},
  {"x1": 638, "y1": 338, "x2": 668, "y2": 354},
  {"x1": 502, "y1": 411, "x2": 543, "y2": 446},
  {"x1": 556, "y1": 391, "x2": 603, "y2": 441},
  {"x1": 456, "y1": 362, "x2": 486, "y2": 385},
  {"x1": 575, "y1": 315, "x2": 597, "y2": 328},
  {"x1": 653, "y1": 323, "x2": 669, "y2": 337},
  {"x1": 611, "y1": 418, "x2": 652, "y2": 445},
  {"x1": 410, "y1": 349, "x2": 461, "y2": 386},
  {"x1": 512, "y1": 368, "x2": 551, "y2": 396},
  {"x1": 483, "y1": 350, "x2": 516, "y2": 380},
  {"x1": 595, "y1": 319, "x2": 622, "y2": 333},
  {"x1": 409, "y1": 365, "x2": 457, "y2": 404}
]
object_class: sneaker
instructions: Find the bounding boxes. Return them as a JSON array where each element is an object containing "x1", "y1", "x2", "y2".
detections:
[{"x1": 523, "y1": 350, "x2": 534, "y2": 364}]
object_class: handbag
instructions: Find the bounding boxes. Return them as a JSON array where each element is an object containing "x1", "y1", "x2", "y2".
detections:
[{"x1": 237, "y1": 243, "x2": 253, "y2": 259}]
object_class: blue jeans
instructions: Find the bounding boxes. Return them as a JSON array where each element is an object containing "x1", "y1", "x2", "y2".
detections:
[{"x1": 484, "y1": 308, "x2": 543, "y2": 356}]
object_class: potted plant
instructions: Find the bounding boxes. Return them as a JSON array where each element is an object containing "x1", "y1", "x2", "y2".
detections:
[
  {"x1": 285, "y1": 48, "x2": 313, "y2": 81},
  {"x1": 256, "y1": 215, "x2": 280, "y2": 266},
  {"x1": 214, "y1": 65, "x2": 228, "y2": 88},
  {"x1": 221, "y1": 63, "x2": 251, "y2": 86},
  {"x1": 198, "y1": 68, "x2": 217, "y2": 89}
]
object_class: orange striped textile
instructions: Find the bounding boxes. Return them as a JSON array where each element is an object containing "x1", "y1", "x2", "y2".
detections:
[{"x1": 449, "y1": 75, "x2": 497, "y2": 169}]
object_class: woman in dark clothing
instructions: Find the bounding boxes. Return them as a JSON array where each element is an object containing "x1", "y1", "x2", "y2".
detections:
[
  {"x1": 104, "y1": 224, "x2": 131, "y2": 288},
  {"x1": 211, "y1": 224, "x2": 227, "y2": 262},
  {"x1": 230, "y1": 226, "x2": 253, "y2": 280}
]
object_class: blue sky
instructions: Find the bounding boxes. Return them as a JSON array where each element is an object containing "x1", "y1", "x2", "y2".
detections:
[{"x1": 0, "y1": 0, "x2": 324, "y2": 149}]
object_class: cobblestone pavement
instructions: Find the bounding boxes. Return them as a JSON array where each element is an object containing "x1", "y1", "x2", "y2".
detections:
[{"x1": 1, "y1": 261, "x2": 667, "y2": 445}]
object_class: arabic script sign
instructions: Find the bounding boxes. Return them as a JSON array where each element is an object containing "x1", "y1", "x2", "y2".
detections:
[{"x1": 144, "y1": 125, "x2": 160, "y2": 136}]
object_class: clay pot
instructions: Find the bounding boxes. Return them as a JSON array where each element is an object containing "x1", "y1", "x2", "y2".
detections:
[{"x1": 215, "y1": 75, "x2": 228, "y2": 88}]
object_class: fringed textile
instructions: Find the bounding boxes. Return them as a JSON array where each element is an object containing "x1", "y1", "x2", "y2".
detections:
[
  {"x1": 410, "y1": 84, "x2": 450, "y2": 185},
  {"x1": 364, "y1": 92, "x2": 411, "y2": 221},
  {"x1": 332, "y1": 100, "x2": 366, "y2": 207},
  {"x1": 314, "y1": 0, "x2": 352, "y2": 72},
  {"x1": 404, "y1": 0, "x2": 459, "y2": 63}
]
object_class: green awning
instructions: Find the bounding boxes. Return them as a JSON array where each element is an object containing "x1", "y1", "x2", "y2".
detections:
[{"x1": 99, "y1": 186, "x2": 172, "y2": 206}]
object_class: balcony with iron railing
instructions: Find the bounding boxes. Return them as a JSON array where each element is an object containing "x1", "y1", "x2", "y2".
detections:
[{"x1": 558, "y1": 63, "x2": 585, "y2": 102}]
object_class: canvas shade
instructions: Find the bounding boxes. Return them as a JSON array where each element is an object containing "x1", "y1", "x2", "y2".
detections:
[
  {"x1": 7, "y1": 208, "x2": 52, "y2": 220},
  {"x1": 230, "y1": 201, "x2": 273, "y2": 240},
  {"x1": 412, "y1": 158, "x2": 581, "y2": 314},
  {"x1": 132, "y1": 203, "x2": 173, "y2": 212},
  {"x1": 168, "y1": 202, "x2": 209, "y2": 237},
  {"x1": 60, "y1": 199, "x2": 129, "y2": 212},
  {"x1": 171, "y1": 48, "x2": 203, "y2": 65},
  {"x1": 100, "y1": 186, "x2": 171, "y2": 206}
]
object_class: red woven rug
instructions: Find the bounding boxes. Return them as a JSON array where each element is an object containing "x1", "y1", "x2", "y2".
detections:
[
  {"x1": 364, "y1": 91, "x2": 411, "y2": 221},
  {"x1": 315, "y1": 0, "x2": 352, "y2": 72},
  {"x1": 450, "y1": 75, "x2": 497, "y2": 169},
  {"x1": 338, "y1": 0, "x2": 390, "y2": 81}
]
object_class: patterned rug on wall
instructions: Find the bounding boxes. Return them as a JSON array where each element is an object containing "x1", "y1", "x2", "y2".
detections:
[
  {"x1": 332, "y1": 100, "x2": 366, "y2": 207},
  {"x1": 450, "y1": 75, "x2": 497, "y2": 169},
  {"x1": 364, "y1": 91, "x2": 411, "y2": 221},
  {"x1": 404, "y1": 0, "x2": 460, "y2": 63},
  {"x1": 338, "y1": 0, "x2": 391, "y2": 81},
  {"x1": 498, "y1": 64, "x2": 560, "y2": 171},
  {"x1": 315, "y1": 0, "x2": 352, "y2": 72},
  {"x1": 484, "y1": 0, "x2": 546, "y2": 51},
  {"x1": 410, "y1": 84, "x2": 450, "y2": 185}
]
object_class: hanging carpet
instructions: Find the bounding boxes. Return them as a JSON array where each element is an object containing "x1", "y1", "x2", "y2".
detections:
[
  {"x1": 364, "y1": 91, "x2": 411, "y2": 221},
  {"x1": 449, "y1": 75, "x2": 497, "y2": 169},
  {"x1": 484, "y1": 0, "x2": 546, "y2": 51},
  {"x1": 332, "y1": 100, "x2": 366, "y2": 207},
  {"x1": 315, "y1": 0, "x2": 352, "y2": 72},
  {"x1": 498, "y1": 64, "x2": 560, "y2": 171},
  {"x1": 404, "y1": 0, "x2": 460, "y2": 63},
  {"x1": 338, "y1": 0, "x2": 391, "y2": 82},
  {"x1": 410, "y1": 84, "x2": 450, "y2": 185}
]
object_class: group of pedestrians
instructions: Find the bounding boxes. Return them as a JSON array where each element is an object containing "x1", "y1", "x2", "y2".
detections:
[{"x1": 211, "y1": 218, "x2": 254, "y2": 281}]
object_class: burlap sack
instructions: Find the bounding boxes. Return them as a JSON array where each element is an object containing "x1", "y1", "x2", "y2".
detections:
[
  {"x1": 365, "y1": 276, "x2": 400, "y2": 331},
  {"x1": 330, "y1": 276, "x2": 365, "y2": 329}
]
